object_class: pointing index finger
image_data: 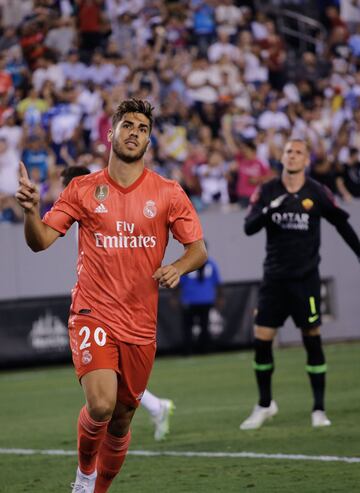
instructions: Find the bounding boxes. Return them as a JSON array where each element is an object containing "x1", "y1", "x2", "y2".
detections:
[
  {"x1": 19, "y1": 161, "x2": 29, "y2": 180},
  {"x1": 19, "y1": 161, "x2": 35, "y2": 189}
]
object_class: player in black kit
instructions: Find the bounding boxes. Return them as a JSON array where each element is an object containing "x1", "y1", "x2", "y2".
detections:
[{"x1": 240, "y1": 139, "x2": 360, "y2": 430}]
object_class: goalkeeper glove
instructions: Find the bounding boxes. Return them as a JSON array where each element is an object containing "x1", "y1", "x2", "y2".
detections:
[{"x1": 262, "y1": 193, "x2": 288, "y2": 214}]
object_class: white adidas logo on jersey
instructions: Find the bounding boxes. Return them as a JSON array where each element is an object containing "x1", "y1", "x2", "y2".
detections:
[{"x1": 95, "y1": 203, "x2": 108, "y2": 213}]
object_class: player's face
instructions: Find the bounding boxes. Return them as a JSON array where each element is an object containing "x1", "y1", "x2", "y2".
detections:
[
  {"x1": 109, "y1": 112, "x2": 150, "y2": 163},
  {"x1": 281, "y1": 141, "x2": 310, "y2": 174}
]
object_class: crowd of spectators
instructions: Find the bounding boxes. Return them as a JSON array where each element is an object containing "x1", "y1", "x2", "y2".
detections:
[{"x1": 1, "y1": 0, "x2": 360, "y2": 222}]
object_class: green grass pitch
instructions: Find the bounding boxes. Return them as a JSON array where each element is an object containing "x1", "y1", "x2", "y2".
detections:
[{"x1": 0, "y1": 342, "x2": 359, "y2": 492}]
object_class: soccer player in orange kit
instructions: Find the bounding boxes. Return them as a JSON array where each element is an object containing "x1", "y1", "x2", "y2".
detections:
[{"x1": 15, "y1": 98, "x2": 207, "y2": 493}]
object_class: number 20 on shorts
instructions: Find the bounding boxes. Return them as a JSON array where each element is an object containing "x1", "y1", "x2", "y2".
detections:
[{"x1": 79, "y1": 326, "x2": 107, "y2": 350}]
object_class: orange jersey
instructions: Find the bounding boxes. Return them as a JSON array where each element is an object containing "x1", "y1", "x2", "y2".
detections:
[{"x1": 43, "y1": 168, "x2": 203, "y2": 344}]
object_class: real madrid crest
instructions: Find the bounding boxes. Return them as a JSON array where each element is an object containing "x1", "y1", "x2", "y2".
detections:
[
  {"x1": 82, "y1": 350, "x2": 92, "y2": 365},
  {"x1": 143, "y1": 200, "x2": 157, "y2": 218},
  {"x1": 302, "y1": 198, "x2": 314, "y2": 210},
  {"x1": 94, "y1": 184, "x2": 109, "y2": 202}
]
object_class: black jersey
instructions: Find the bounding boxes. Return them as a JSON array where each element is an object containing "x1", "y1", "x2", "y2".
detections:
[{"x1": 244, "y1": 177, "x2": 360, "y2": 279}]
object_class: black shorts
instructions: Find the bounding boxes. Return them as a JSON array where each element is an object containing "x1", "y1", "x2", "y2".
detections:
[{"x1": 255, "y1": 270, "x2": 322, "y2": 329}]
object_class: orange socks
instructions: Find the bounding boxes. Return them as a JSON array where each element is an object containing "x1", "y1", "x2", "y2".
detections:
[
  {"x1": 95, "y1": 430, "x2": 131, "y2": 493},
  {"x1": 77, "y1": 405, "x2": 110, "y2": 475}
]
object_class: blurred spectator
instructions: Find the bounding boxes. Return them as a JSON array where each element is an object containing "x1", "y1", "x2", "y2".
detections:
[
  {"x1": 5, "y1": 46, "x2": 28, "y2": 89},
  {"x1": 86, "y1": 50, "x2": 114, "y2": 87},
  {"x1": 191, "y1": 0, "x2": 216, "y2": 56},
  {"x1": 215, "y1": 0, "x2": 243, "y2": 39},
  {"x1": 131, "y1": 56, "x2": 160, "y2": 103},
  {"x1": 77, "y1": 80, "x2": 103, "y2": 147},
  {"x1": 259, "y1": 19, "x2": 287, "y2": 90},
  {"x1": 341, "y1": 0, "x2": 360, "y2": 32},
  {"x1": 182, "y1": 142, "x2": 206, "y2": 200},
  {"x1": 59, "y1": 49, "x2": 87, "y2": 83},
  {"x1": 22, "y1": 135, "x2": 53, "y2": 183},
  {"x1": 17, "y1": 85, "x2": 49, "y2": 126},
  {"x1": 234, "y1": 139, "x2": 272, "y2": 208},
  {"x1": 0, "y1": 192, "x2": 22, "y2": 221},
  {"x1": 0, "y1": 0, "x2": 33, "y2": 28},
  {"x1": 310, "y1": 155, "x2": 339, "y2": 194},
  {"x1": 19, "y1": 21, "x2": 47, "y2": 69},
  {"x1": 336, "y1": 147, "x2": 360, "y2": 200},
  {"x1": 196, "y1": 150, "x2": 230, "y2": 207},
  {"x1": 94, "y1": 100, "x2": 113, "y2": 154},
  {"x1": 61, "y1": 165, "x2": 91, "y2": 187},
  {"x1": 0, "y1": 110, "x2": 22, "y2": 156},
  {"x1": 44, "y1": 16, "x2": 77, "y2": 57},
  {"x1": 77, "y1": 0, "x2": 105, "y2": 59},
  {"x1": 109, "y1": 11, "x2": 137, "y2": 57},
  {"x1": 0, "y1": 136, "x2": 20, "y2": 220},
  {"x1": 186, "y1": 56, "x2": 219, "y2": 105},
  {"x1": 0, "y1": 26, "x2": 18, "y2": 52},
  {"x1": 349, "y1": 24, "x2": 360, "y2": 56},
  {"x1": 258, "y1": 96, "x2": 291, "y2": 131},
  {"x1": 0, "y1": 53, "x2": 13, "y2": 97},
  {"x1": 32, "y1": 53, "x2": 65, "y2": 93},
  {"x1": 295, "y1": 51, "x2": 330, "y2": 83},
  {"x1": 207, "y1": 27, "x2": 240, "y2": 63},
  {"x1": 40, "y1": 166, "x2": 64, "y2": 216}
]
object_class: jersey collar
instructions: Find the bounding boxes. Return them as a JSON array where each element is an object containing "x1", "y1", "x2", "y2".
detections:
[{"x1": 104, "y1": 167, "x2": 148, "y2": 194}]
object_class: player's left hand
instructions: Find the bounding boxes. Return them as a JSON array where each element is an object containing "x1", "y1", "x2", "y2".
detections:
[{"x1": 153, "y1": 265, "x2": 180, "y2": 289}]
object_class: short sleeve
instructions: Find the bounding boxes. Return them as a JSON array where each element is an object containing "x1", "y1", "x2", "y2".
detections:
[
  {"x1": 168, "y1": 182, "x2": 203, "y2": 244},
  {"x1": 43, "y1": 178, "x2": 83, "y2": 234}
]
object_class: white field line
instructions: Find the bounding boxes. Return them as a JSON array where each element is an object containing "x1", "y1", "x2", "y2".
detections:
[{"x1": 0, "y1": 448, "x2": 359, "y2": 464}]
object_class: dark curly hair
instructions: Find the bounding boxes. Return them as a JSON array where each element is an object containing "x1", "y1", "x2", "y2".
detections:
[{"x1": 111, "y1": 98, "x2": 154, "y2": 133}]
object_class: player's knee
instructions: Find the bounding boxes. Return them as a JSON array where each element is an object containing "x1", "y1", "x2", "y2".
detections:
[
  {"x1": 255, "y1": 325, "x2": 276, "y2": 341},
  {"x1": 87, "y1": 399, "x2": 115, "y2": 421}
]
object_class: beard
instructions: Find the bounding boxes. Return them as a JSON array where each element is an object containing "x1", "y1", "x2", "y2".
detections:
[{"x1": 112, "y1": 138, "x2": 148, "y2": 163}]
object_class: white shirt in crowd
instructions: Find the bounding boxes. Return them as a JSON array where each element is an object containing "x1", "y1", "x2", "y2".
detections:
[
  {"x1": 196, "y1": 162, "x2": 229, "y2": 205},
  {"x1": 0, "y1": 146, "x2": 19, "y2": 195},
  {"x1": 85, "y1": 63, "x2": 115, "y2": 87},
  {"x1": 32, "y1": 64, "x2": 65, "y2": 92},
  {"x1": 208, "y1": 41, "x2": 241, "y2": 63},
  {"x1": 0, "y1": 125, "x2": 22, "y2": 156},
  {"x1": 50, "y1": 104, "x2": 82, "y2": 144},
  {"x1": 59, "y1": 61, "x2": 87, "y2": 83},
  {"x1": 77, "y1": 88, "x2": 103, "y2": 133},
  {"x1": 186, "y1": 67, "x2": 219, "y2": 104},
  {"x1": 215, "y1": 4, "x2": 243, "y2": 37},
  {"x1": 258, "y1": 109, "x2": 291, "y2": 131}
]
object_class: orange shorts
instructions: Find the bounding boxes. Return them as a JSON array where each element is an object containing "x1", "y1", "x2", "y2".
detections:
[{"x1": 68, "y1": 315, "x2": 156, "y2": 408}]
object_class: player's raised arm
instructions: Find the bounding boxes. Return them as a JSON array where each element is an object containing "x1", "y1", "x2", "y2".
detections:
[
  {"x1": 153, "y1": 239, "x2": 207, "y2": 289},
  {"x1": 15, "y1": 161, "x2": 61, "y2": 252},
  {"x1": 319, "y1": 185, "x2": 360, "y2": 261}
]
